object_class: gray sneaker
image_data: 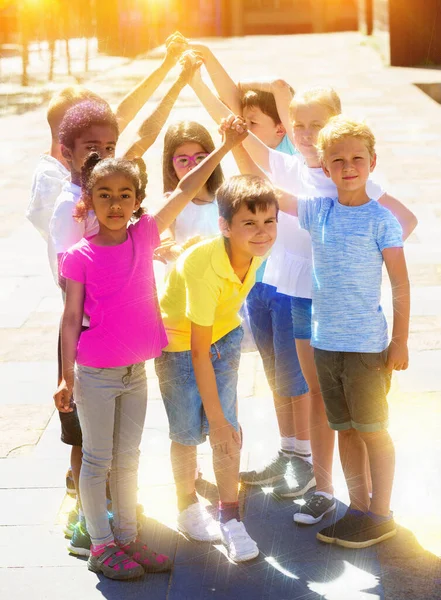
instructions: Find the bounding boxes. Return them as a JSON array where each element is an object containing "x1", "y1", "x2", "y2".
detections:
[
  {"x1": 273, "y1": 457, "x2": 316, "y2": 498},
  {"x1": 294, "y1": 493, "x2": 336, "y2": 524},
  {"x1": 240, "y1": 452, "x2": 291, "y2": 486}
]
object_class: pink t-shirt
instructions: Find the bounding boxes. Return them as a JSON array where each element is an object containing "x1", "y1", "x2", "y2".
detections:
[{"x1": 61, "y1": 214, "x2": 167, "y2": 368}]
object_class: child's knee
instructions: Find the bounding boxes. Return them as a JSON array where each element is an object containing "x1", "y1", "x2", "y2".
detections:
[{"x1": 358, "y1": 429, "x2": 391, "y2": 444}]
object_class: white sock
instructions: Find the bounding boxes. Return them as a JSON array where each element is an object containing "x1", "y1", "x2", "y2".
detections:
[
  {"x1": 293, "y1": 438, "x2": 312, "y2": 464},
  {"x1": 315, "y1": 491, "x2": 333, "y2": 500},
  {"x1": 280, "y1": 436, "x2": 296, "y2": 454}
]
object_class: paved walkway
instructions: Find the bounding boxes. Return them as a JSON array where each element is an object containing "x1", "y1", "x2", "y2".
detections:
[{"x1": 1, "y1": 32, "x2": 441, "y2": 599}]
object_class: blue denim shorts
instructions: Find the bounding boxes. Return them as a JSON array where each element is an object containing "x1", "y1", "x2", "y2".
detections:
[
  {"x1": 290, "y1": 296, "x2": 313, "y2": 340},
  {"x1": 246, "y1": 283, "x2": 308, "y2": 397},
  {"x1": 155, "y1": 327, "x2": 243, "y2": 446}
]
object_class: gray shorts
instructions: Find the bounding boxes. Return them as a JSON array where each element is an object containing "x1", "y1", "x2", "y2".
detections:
[{"x1": 313, "y1": 348, "x2": 391, "y2": 433}]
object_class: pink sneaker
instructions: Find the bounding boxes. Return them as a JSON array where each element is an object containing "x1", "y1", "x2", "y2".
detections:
[
  {"x1": 87, "y1": 543, "x2": 144, "y2": 580},
  {"x1": 120, "y1": 539, "x2": 172, "y2": 573}
]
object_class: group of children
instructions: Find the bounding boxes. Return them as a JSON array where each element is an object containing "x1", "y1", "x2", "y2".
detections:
[{"x1": 26, "y1": 31, "x2": 417, "y2": 581}]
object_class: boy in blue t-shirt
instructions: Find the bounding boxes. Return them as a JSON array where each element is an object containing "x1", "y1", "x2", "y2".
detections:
[{"x1": 276, "y1": 115, "x2": 410, "y2": 548}]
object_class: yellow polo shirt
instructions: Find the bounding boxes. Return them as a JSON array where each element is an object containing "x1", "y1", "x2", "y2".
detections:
[{"x1": 160, "y1": 236, "x2": 263, "y2": 352}]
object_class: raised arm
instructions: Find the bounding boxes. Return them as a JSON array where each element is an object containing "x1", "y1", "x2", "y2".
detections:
[
  {"x1": 153, "y1": 117, "x2": 248, "y2": 234},
  {"x1": 190, "y1": 68, "x2": 272, "y2": 172},
  {"x1": 124, "y1": 53, "x2": 203, "y2": 159},
  {"x1": 238, "y1": 78, "x2": 295, "y2": 143},
  {"x1": 166, "y1": 32, "x2": 242, "y2": 115},
  {"x1": 115, "y1": 38, "x2": 186, "y2": 133},
  {"x1": 383, "y1": 247, "x2": 410, "y2": 371},
  {"x1": 377, "y1": 193, "x2": 418, "y2": 241}
]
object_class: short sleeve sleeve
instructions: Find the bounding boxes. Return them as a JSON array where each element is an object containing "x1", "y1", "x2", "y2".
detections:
[
  {"x1": 50, "y1": 198, "x2": 86, "y2": 254},
  {"x1": 376, "y1": 211, "x2": 403, "y2": 252},
  {"x1": 366, "y1": 177, "x2": 385, "y2": 201},
  {"x1": 27, "y1": 170, "x2": 65, "y2": 240},
  {"x1": 269, "y1": 150, "x2": 302, "y2": 191},
  {"x1": 298, "y1": 197, "x2": 322, "y2": 232},
  {"x1": 131, "y1": 214, "x2": 161, "y2": 254},
  {"x1": 60, "y1": 249, "x2": 86, "y2": 284},
  {"x1": 183, "y1": 260, "x2": 220, "y2": 327}
]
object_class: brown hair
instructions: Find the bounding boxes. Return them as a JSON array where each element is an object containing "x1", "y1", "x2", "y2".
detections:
[
  {"x1": 162, "y1": 121, "x2": 224, "y2": 195},
  {"x1": 74, "y1": 153, "x2": 147, "y2": 222},
  {"x1": 216, "y1": 175, "x2": 279, "y2": 224},
  {"x1": 242, "y1": 89, "x2": 282, "y2": 125},
  {"x1": 47, "y1": 86, "x2": 107, "y2": 139}
]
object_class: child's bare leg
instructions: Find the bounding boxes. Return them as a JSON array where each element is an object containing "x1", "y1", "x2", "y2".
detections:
[
  {"x1": 358, "y1": 430, "x2": 395, "y2": 516},
  {"x1": 212, "y1": 436, "x2": 241, "y2": 502},
  {"x1": 296, "y1": 339, "x2": 334, "y2": 494},
  {"x1": 273, "y1": 392, "x2": 296, "y2": 437},
  {"x1": 171, "y1": 441, "x2": 197, "y2": 496},
  {"x1": 338, "y1": 429, "x2": 370, "y2": 512},
  {"x1": 291, "y1": 392, "x2": 310, "y2": 441},
  {"x1": 71, "y1": 445, "x2": 83, "y2": 507}
]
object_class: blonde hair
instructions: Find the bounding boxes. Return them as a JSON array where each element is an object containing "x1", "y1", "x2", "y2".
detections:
[
  {"x1": 289, "y1": 86, "x2": 341, "y2": 121},
  {"x1": 316, "y1": 115, "x2": 376, "y2": 162},
  {"x1": 47, "y1": 86, "x2": 107, "y2": 139}
]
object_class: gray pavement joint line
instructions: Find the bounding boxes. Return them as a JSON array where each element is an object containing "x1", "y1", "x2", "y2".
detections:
[{"x1": 5, "y1": 408, "x2": 55, "y2": 457}]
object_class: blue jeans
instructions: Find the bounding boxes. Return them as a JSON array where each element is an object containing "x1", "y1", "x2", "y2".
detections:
[
  {"x1": 74, "y1": 362, "x2": 147, "y2": 546},
  {"x1": 246, "y1": 283, "x2": 308, "y2": 397},
  {"x1": 290, "y1": 296, "x2": 312, "y2": 340},
  {"x1": 155, "y1": 327, "x2": 243, "y2": 446}
]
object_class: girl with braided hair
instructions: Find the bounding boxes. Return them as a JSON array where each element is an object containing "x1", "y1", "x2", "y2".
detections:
[{"x1": 54, "y1": 118, "x2": 247, "y2": 580}]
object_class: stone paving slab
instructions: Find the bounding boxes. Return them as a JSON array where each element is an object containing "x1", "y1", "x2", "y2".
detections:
[
  {"x1": 0, "y1": 566, "x2": 171, "y2": 600},
  {"x1": 0, "y1": 488, "x2": 65, "y2": 526}
]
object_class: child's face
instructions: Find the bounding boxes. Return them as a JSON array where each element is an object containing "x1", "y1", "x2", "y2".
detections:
[
  {"x1": 91, "y1": 173, "x2": 140, "y2": 230},
  {"x1": 243, "y1": 105, "x2": 284, "y2": 149},
  {"x1": 322, "y1": 137, "x2": 376, "y2": 191},
  {"x1": 63, "y1": 124, "x2": 117, "y2": 174},
  {"x1": 291, "y1": 103, "x2": 332, "y2": 163},
  {"x1": 221, "y1": 203, "x2": 277, "y2": 259},
  {"x1": 172, "y1": 142, "x2": 209, "y2": 181}
]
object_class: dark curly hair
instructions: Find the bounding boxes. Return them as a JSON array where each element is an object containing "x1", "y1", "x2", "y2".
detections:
[
  {"x1": 74, "y1": 153, "x2": 147, "y2": 222},
  {"x1": 162, "y1": 121, "x2": 224, "y2": 195},
  {"x1": 58, "y1": 100, "x2": 119, "y2": 149}
]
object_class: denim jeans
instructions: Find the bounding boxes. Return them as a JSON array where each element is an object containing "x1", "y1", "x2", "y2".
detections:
[
  {"x1": 155, "y1": 327, "x2": 243, "y2": 446},
  {"x1": 246, "y1": 283, "x2": 308, "y2": 397},
  {"x1": 74, "y1": 362, "x2": 147, "y2": 546}
]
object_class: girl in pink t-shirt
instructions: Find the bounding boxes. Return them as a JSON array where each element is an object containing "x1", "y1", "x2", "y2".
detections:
[{"x1": 53, "y1": 118, "x2": 246, "y2": 581}]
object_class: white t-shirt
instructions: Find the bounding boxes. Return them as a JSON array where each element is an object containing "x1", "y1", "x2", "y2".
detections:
[
  {"x1": 27, "y1": 155, "x2": 70, "y2": 241},
  {"x1": 174, "y1": 199, "x2": 219, "y2": 245},
  {"x1": 49, "y1": 181, "x2": 99, "y2": 280},
  {"x1": 265, "y1": 149, "x2": 386, "y2": 298}
]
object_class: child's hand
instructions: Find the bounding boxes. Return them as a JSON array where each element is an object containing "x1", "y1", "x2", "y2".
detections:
[
  {"x1": 164, "y1": 32, "x2": 188, "y2": 66},
  {"x1": 178, "y1": 50, "x2": 204, "y2": 84},
  {"x1": 54, "y1": 379, "x2": 74, "y2": 413},
  {"x1": 165, "y1": 31, "x2": 188, "y2": 49},
  {"x1": 385, "y1": 341, "x2": 409, "y2": 371},
  {"x1": 219, "y1": 114, "x2": 248, "y2": 148},
  {"x1": 209, "y1": 420, "x2": 241, "y2": 460},
  {"x1": 153, "y1": 240, "x2": 182, "y2": 263}
]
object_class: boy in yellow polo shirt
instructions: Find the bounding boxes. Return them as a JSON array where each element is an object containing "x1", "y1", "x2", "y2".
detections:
[{"x1": 155, "y1": 175, "x2": 278, "y2": 562}]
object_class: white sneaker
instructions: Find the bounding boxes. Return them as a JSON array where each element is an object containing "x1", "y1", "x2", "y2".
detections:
[
  {"x1": 177, "y1": 502, "x2": 221, "y2": 542},
  {"x1": 220, "y1": 519, "x2": 259, "y2": 562}
]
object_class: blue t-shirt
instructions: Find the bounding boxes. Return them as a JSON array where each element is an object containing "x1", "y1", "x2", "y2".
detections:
[
  {"x1": 298, "y1": 197, "x2": 403, "y2": 353},
  {"x1": 275, "y1": 135, "x2": 298, "y2": 156}
]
